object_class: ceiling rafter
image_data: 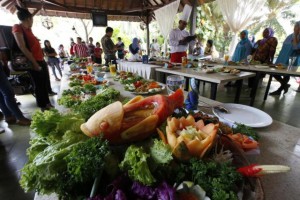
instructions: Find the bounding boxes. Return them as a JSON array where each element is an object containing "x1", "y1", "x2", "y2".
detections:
[{"x1": 1, "y1": 0, "x2": 11, "y2": 7}]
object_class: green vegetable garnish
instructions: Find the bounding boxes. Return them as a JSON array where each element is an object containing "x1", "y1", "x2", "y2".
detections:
[
  {"x1": 65, "y1": 136, "x2": 110, "y2": 183},
  {"x1": 233, "y1": 123, "x2": 259, "y2": 141},
  {"x1": 119, "y1": 145, "x2": 156, "y2": 186},
  {"x1": 176, "y1": 158, "x2": 241, "y2": 200},
  {"x1": 150, "y1": 139, "x2": 173, "y2": 165}
]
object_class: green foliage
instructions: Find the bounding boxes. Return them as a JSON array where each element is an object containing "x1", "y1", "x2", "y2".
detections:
[
  {"x1": 176, "y1": 158, "x2": 242, "y2": 199},
  {"x1": 150, "y1": 139, "x2": 173, "y2": 165},
  {"x1": 119, "y1": 145, "x2": 156, "y2": 186},
  {"x1": 195, "y1": 2, "x2": 231, "y2": 55},
  {"x1": 65, "y1": 137, "x2": 109, "y2": 183},
  {"x1": 20, "y1": 109, "x2": 113, "y2": 199},
  {"x1": 111, "y1": 27, "x2": 132, "y2": 48},
  {"x1": 75, "y1": 88, "x2": 120, "y2": 119},
  {"x1": 233, "y1": 123, "x2": 259, "y2": 141}
]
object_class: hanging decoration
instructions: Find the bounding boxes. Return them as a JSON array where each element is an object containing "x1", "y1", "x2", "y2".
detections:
[{"x1": 40, "y1": 0, "x2": 53, "y2": 30}]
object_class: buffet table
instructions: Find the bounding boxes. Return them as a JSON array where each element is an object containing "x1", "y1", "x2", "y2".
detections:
[
  {"x1": 118, "y1": 61, "x2": 162, "y2": 79},
  {"x1": 33, "y1": 67, "x2": 300, "y2": 200},
  {"x1": 155, "y1": 67, "x2": 256, "y2": 104}
]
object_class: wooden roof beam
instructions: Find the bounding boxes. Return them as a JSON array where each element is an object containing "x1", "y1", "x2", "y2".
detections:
[
  {"x1": 1, "y1": 0, "x2": 11, "y2": 7},
  {"x1": 26, "y1": 1, "x2": 143, "y2": 16}
]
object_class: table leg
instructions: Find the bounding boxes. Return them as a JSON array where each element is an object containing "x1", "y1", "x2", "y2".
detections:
[
  {"x1": 250, "y1": 72, "x2": 260, "y2": 106},
  {"x1": 185, "y1": 77, "x2": 190, "y2": 91},
  {"x1": 210, "y1": 83, "x2": 218, "y2": 100},
  {"x1": 264, "y1": 75, "x2": 273, "y2": 101},
  {"x1": 234, "y1": 79, "x2": 243, "y2": 103}
]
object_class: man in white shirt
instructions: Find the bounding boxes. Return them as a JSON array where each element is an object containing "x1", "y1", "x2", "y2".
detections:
[{"x1": 169, "y1": 4, "x2": 194, "y2": 63}]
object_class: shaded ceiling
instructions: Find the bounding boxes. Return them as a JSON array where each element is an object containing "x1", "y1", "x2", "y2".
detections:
[{"x1": 0, "y1": 0, "x2": 213, "y2": 22}]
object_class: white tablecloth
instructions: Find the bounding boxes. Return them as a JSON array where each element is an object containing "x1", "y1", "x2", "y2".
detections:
[{"x1": 118, "y1": 61, "x2": 162, "y2": 79}]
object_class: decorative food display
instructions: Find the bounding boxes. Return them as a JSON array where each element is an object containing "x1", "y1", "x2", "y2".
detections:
[
  {"x1": 19, "y1": 69, "x2": 290, "y2": 200},
  {"x1": 81, "y1": 89, "x2": 184, "y2": 144}
]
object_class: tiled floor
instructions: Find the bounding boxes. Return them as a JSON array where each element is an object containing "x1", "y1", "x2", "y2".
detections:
[{"x1": 0, "y1": 75, "x2": 300, "y2": 200}]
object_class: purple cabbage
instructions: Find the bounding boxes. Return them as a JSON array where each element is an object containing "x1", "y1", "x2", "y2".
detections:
[
  {"x1": 156, "y1": 181, "x2": 176, "y2": 200},
  {"x1": 131, "y1": 181, "x2": 156, "y2": 199}
]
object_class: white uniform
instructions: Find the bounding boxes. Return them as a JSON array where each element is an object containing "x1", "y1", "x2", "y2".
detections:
[{"x1": 169, "y1": 28, "x2": 190, "y2": 53}]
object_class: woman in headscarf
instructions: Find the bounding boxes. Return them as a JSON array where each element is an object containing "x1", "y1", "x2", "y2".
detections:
[
  {"x1": 129, "y1": 38, "x2": 140, "y2": 55},
  {"x1": 252, "y1": 28, "x2": 278, "y2": 64},
  {"x1": 270, "y1": 21, "x2": 300, "y2": 95},
  {"x1": 232, "y1": 30, "x2": 253, "y2": 62}
]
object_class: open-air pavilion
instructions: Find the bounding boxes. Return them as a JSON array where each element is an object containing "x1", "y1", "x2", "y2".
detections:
[{"x1": 0, "y1": 1, "x2": 300, "y2": 200}]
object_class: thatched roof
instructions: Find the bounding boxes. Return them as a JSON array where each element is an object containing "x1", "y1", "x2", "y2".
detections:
[{"x1": 0, "y1": 0, "x2": 213, "y2": 22}]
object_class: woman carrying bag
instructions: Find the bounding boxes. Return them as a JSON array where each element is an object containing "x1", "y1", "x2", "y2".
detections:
[{"x1": 12, "y1": 5, "x2": 53, "y2": 111}]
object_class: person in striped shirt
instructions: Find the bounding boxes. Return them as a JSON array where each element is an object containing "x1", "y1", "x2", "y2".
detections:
[{"x1": 74, "y1": 37, "x2": 88, "y2": 58}]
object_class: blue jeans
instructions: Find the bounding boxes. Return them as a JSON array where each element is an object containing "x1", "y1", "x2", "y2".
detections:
[
  {"x1": 0, "y1": 65, "x2": 24, "y2": 120},
  {"x1": 48, "y1": 57, "x2": 62, "y2": 79}
]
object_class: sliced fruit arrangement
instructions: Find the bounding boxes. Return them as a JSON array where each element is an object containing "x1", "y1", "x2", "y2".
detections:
[
  {"x1": 80, "y1": 89, "x2": 184, "y2": 144},
  {"x1": 157, "y1": 115, "x2": 219, "y2": 160},
  {"x1": 227, "y1": 133, "x2": 259, "y2": 151}
]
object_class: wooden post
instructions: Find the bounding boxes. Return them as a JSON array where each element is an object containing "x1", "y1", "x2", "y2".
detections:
[
  {"x1": 146, "y1": 22, "x2": 150, "y2": 56},
  {"x1": 146, "y1": 12, "x2": 150, "y2": 56},
  {"x1": 189, "y1": 0, "x2": 197, "y2": 54}
]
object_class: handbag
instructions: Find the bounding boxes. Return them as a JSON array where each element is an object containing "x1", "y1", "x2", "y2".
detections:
[{"x1": 10, "y1": 26, "x2": 33, "y2": 71}]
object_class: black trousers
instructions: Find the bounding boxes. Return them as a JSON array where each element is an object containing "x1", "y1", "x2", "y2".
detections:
[
  {"x1": 104, "y1": 55, "x2": 117, "y2": 68},
  {"x1": 28, "y1": 61, "x2": 51, "y2": 108}
]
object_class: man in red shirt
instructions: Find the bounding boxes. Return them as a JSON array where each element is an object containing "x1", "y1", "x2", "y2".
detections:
[{"x1": 74, "y1": 37, "x2": 88, "y2": 58}]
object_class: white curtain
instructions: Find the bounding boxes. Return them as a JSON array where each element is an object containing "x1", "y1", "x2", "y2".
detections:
[
  {"x1": 154, "y1": 0, "x2": 180, "y2": 55},
  {"x1": 216, "y1": 0, "x2": 266, "y2": 56}
]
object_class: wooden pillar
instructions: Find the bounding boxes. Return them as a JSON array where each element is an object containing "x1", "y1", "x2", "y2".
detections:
[
  {"x1": 189, "y1": 0, "x2": 197, "y2": 54},
  {"x1": 146, "y1": 22, "x2": 150, "y2": 56}
]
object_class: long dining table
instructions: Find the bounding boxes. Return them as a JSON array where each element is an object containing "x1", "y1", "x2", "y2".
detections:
[
  {"x1": 213, "y1": 64, "x2": 300, "y2": 104},
  {"x1": 155, "y1": 67, "x2": 256, "y2": 105}
]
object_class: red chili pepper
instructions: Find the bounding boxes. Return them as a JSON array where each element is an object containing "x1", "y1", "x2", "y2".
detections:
[{"x1": 237, "y1": 164, "x2": 263, "y2": 177}]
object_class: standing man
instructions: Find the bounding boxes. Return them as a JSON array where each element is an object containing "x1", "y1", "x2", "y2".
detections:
[
  {"x1": 101, "y1": 27, "x2": 117, "y2": 65},
  {"x1": 169, "y1": 4, "x2": 195, "y2": 63},
  {"x1": 87, "y1": 37, "x2": 95, "y2": 61},
  {"x1": 74, "y1": 37, "x2": 89, "y2": 58}
]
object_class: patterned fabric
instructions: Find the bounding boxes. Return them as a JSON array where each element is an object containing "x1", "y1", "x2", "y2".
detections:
[
  {"x1": 101, "y1": 35, "x2": 116, "y2": 57},
  {"x1": 253, "y1": 37, "x2": 278, "y2": 64},
  {"x1": 74, "y1": 43, "x2": 88, "y2": 57}
]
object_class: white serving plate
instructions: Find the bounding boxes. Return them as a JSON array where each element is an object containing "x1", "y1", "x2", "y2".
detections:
[{"x1": 213, "y1": 103, "x2": 272, "y2": 128}]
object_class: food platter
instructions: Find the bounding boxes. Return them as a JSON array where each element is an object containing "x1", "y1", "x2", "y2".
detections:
[
  {"x1": 131, "y1": 84, "x2": 165, "y2": 95},
  {"x1": 213, "y1": 103, "x2": 273, "y2": 128}
]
